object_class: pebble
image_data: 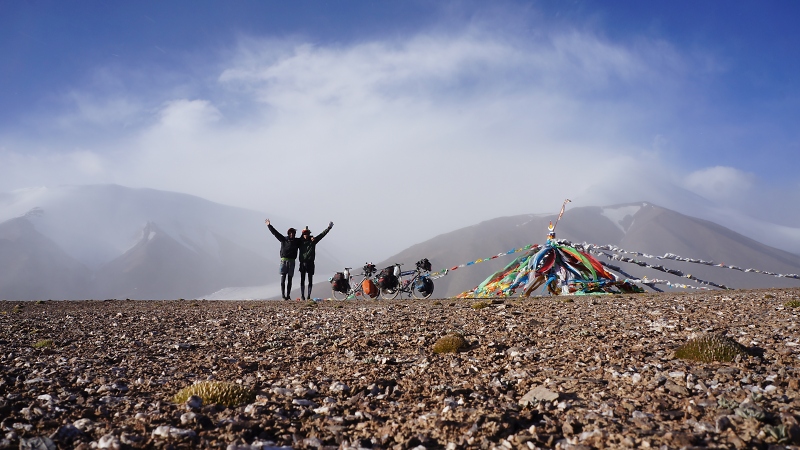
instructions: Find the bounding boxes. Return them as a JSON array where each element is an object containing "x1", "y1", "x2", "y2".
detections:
[{"x1": 0, "y1": 290, "x2": 798, "y2": 449}]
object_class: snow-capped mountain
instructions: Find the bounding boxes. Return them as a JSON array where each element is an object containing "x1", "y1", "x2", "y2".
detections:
[
  {"x1": 370, "y1": 202, "x2": 800, "y2": 298},
  {"x1": 3, "y1": 186, "x2": 799, "y2": 300}
]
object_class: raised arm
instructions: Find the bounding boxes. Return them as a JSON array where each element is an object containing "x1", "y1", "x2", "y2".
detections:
[
  {"x1": 265, "y1": 219, "x2": 285, "y2": 242},
  {"x1": 313, "y1": 221, "x2": 334, "y2": 242}
]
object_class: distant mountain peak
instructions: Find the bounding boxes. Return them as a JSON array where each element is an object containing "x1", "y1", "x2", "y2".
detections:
[
  {"x1": 25, "y1": 207, "x2": 44, "y2": 218},
  {"x1": 599, "y1": 202, "x2": 653, "y2": 233}
]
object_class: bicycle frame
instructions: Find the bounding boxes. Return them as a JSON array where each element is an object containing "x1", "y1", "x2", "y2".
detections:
[
  {"x1": 379, "y1": 263, "x2": 434, "y2": 300},
  {"x1": 332, "y1": 265, "x2": 380, "y2": 300}
]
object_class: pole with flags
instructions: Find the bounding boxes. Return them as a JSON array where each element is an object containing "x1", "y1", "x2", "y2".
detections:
[{"x1": 553, "y1": 199, "x2": 572, "y2": 231}]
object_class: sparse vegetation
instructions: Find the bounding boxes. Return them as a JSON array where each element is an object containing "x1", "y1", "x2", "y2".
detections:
[
  {"x1": 172, "y1": 381, "x2": 255, "y2": 407},
  {"x1": 471, "y1": 301, "x2": 491, "y2": 310},
  {"x1": 763, "y1": 424, "x2": 789, "y2": 443},
  {"x1": 33, "y1": 339, "x2": 54, "y2": 349},
  {"x1": 674, "y1": 334, "x2": 750, "y2": 362},
  {"x1": 432, "y1": 332, "x2": 467, "y2": 354},
  {"x1": 784, "y1": 300, "x2": 800, "y2": 308},
  {"x1": 717, "y1": 396, "x2": 738, "y2": 410}
]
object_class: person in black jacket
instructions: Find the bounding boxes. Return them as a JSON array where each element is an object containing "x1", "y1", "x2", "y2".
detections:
[
  {"x1": 265, "y1": 219, "x2": 302, "y2": 300},
  {"x1": 298, "y1": 222, "x2": 333, "y2": 300}
]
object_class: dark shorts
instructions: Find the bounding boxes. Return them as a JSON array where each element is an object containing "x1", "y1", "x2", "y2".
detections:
[
  {"x1": 279, "y1": 259, "x2": 295, "y2": 275},
  {"x1": 299, "y1": 261, "x2": 315, "y2": 275}
]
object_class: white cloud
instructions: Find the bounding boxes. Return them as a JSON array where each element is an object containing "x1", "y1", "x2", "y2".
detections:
[
  {"x1": 683, "y1": 166, "x2": 756, "y2": 202},
  {"x1": 54, "y1": 92, "x2": 143, "y2": 130},
  {"x1": 156, "y1": 99, "x2": 222, "y2": 131},
  {"x1": 1, "y1": 17, "x2": 797, "y2": 259},
  {"x1": 70, "y1": 150, "x2": 106, "y2": 175}
]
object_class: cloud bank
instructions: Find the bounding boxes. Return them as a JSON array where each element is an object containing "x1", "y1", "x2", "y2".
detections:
[{"x1": 2, "y1": 12, "x2": 799, "y2": 260}]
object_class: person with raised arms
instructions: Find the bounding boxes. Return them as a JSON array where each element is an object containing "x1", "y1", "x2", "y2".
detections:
[
  {"x1": 265, "y1": 219, "x2": 303, "y2": 300},
  {"x1": 298, "y1": 222, "x2": 334, "y2": 300}
]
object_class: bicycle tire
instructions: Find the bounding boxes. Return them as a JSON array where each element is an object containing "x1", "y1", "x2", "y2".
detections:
[
  {"x1": 412, "y1": 278, "x2": 434, "y2": 299},
  {"x1": 380, "y1": 286, "x2": 399, "y2": 300},
  {"x1": 332, "y1": 287, "x2": 349, "y2": 300}
]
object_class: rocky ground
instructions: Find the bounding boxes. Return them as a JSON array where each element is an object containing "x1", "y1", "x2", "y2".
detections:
[{"x1": 1, "y1": 288, "x2": 799, "y2": 450}]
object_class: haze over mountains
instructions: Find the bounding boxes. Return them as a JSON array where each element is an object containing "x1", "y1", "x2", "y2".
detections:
[
  {"x1": 0, "y1": 185, "x2": 342, "y2": 300},
  {"x1": 368, "y1": 203, "x2": 800, "y2": 298},
  {"x1": 1, "y1": 185, "x2": 799, "y2": 300}
]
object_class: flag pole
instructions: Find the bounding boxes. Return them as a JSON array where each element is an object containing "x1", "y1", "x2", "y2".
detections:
[{"x1": 552, "y1": 199, "x2": 572, "y2": 231}]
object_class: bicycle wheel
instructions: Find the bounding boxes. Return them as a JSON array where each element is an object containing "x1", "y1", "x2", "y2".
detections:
[
  {"x1": 332, "y1": 287, "x2": 349, "y2": 300},
  {"x1": 380, "y1": 286, "x2": 399, "y2": 300},
  {"x1": 412, "y1": 278, "x2": 434, "y2": 299}
]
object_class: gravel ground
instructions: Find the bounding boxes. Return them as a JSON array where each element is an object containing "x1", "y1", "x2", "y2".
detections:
[{"x1": 1, "y1": 288, "x2": 799, "y2": 449}]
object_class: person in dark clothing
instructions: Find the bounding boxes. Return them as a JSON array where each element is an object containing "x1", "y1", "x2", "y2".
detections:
[
  {"x1": 265, "y1": 219, "x2": 302, "y2": 300},
  {"x1": 298, "y1": 222, "x2": 333, "y2": 300}
]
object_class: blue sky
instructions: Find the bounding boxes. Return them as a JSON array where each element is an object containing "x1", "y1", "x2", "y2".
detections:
[{"x1": 2, "y1": 0, "x2": 800, "y2": 255}]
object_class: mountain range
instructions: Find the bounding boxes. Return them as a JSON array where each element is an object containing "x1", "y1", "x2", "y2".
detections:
[
  {"x1": 2, "y1": 185, "x2": 799, "y2": 300},
  {"x1": 364, "y1": 202, "x2": 800, "y2": 298},
  {"x1": 0, "y1": 185, "x2": 341, "y2": 300}
]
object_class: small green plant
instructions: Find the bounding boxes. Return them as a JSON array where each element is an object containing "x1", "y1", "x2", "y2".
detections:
[
  {"x1": 717, "y1": 396, "x2": 738, "y2": 410},
  {"x1": 172, "y1": 381, "x2": 255, "y2": 407},
  {"x1": 12, "y1": 305, "x2": 23, "y2": 313},
  {"x1": 735, "y1": 403, "x2": 766, "y2": 421},
  {"x1": 784, "y1": 300, "x2": 800, "y2": 308},
  {"x1": 432, "y1": 333, "x2": 467, "y2": 354},
  {"x1": 33, "y1": 339, "x2": 54, "y2": 349},
  {"x1": 674, "y1": 334, "x2": 750, "y2": 363},
  {"x1": 35, "y1": 300, "x2": 45, "y2": 304},
  {"x1": 764, "y1": 293, "x2": 775, "y2": 299},
  {"x1": 471, "y1": 301, "x2": 491, "y2": 310},
  {"x1": 305, "y1": 301, "x2": 317, "y2": 308},
  {"x1": 763, "y1": 424, "x2": 789, "y2": 443}
]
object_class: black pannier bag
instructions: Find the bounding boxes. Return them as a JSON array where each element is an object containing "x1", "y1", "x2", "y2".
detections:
[
  {"x1": 331, "y1": 272, "x2": 349, "y2": 293},
  {"x1": 417, "y1": 258, "x2": 432, "y2": 272},
  {"x1": 376, "y1": 267, "x2": 398, "y2": 290},
  {"x1": 415, "y1": 277, "x2": 434, "y2": 296}
]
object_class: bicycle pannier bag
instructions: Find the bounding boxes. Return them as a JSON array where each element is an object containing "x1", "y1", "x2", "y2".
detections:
[
  {"x1": 331, "y1": 272, "x2": 349, "y2": 293},
  {"x1": 362, "y1": 279, "x2": 379, "y2": 298},
  {"x1": 415, "y1": 277, "x2": 434, "y2": 296},
  {"x1": 377, "y1": 267, "x2": 398, "y2": 290},
  {"x1": 417, "y1": 258, "x2": 432, "y2": 272}
]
